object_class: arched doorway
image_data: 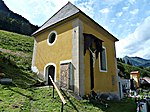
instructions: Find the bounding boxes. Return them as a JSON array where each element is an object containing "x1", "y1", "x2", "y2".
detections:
[
  {"x1": 48, "y1": 65, "x2": 55, "y2": 85},
  {"x1": 44, "y1": 63, "x2": 56, "y2": 85}
]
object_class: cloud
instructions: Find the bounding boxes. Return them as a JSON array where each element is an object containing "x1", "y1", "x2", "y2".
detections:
[
  {"x1": 75, "y1": 0, "x2": 95, "y2": 18},
  {"x1": 129, "y1": 0, "x2": 137, "y2": 4},
  {"x1": 29, "y1": 0, "x2": 96, "y2": 25},
  {"x1": 4, "y1": 0, "x2": 73, "y2": 25},
  {"x1": 101, "y1": 0, "x2": 123, "y2": 5},
  {"x1": 116, "y1": 16, "x2": 150, "y2": 59},
  {"x1": 28, "y1": 0, "x2": 78, "y2": 25},
  {"x1": 116, "y1": 12, "x2": 123, "y2": 17},
  {"x1": 118, "y1": 24, "x2": 123, "y2": 28},
  {"x1": 4, "y1": 0, "x2": 150, "y2": 60},
  {"x1": 4, "y1": 0, "x2": 97, "y2": 26},
  {"x1": 99, "y1": 8, "x2": 110, "y2": 14},
  {"x1": 130, "y1": 9, "x2": 139, "y2": 15},
  {"x1": 110, "y1": 19, "x2": 115, "y2": 23},
  {"x1": 122, "y1": 6, "x2": 129, "y2": 11},
  {"x1": 146, "y1": 10, "x2": 150, "y2": 15}
]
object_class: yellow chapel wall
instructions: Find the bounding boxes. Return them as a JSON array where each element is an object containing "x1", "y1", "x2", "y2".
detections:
[
  {"x1": 33, "y1": 15, "x2": 118, "y2": 96},
  {"x1": 34, "y1": 21, "x2": 73, "y2": 81},
  {"x1": 82, "y1": 20, "x2": 118, "y2": 95}
]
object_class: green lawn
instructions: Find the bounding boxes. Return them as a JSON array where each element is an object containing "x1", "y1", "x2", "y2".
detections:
[
  {"x1": 0, "y1": 30, "x2": 36, "y2": 87},
  {"x1": 0, "y1": 30, "x2": 137, "y2": 112},
  {"x1": 0, "y1": 84, "x2": 137, "y2": 112},
  {"x1": 0, "y1": 30, "x2": 33, "y2": 53}
]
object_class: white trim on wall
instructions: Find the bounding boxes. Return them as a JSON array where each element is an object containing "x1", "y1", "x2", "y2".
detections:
[
  {"x1": 47, "y1": 30, "x2": 57, "y2": 46},
  {"x1": 72, "y1": 18, "x2": 84, "y2": 97},
  {"x1": 99, "y1": 46, "x2": 108, "y2": 72},
  {"x1": 31, "y1": 39, "x2": 37, "y2": 69},
  {"x1": 72, "y1": 19, "x2": 80, "y2": 95},
  {"x1": 44, "y1": 63, "x2": 57, "y2": 85},
  {"x1": 60, "y1": 59, "x2": 72, "y2": 64},
  {"x1": 114, "y1": 43, "x2": 120, "y2": 99}
]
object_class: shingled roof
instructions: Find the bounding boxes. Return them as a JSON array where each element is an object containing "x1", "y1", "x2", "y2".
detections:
[
  {"x1": 32, "y1": 2, "x2": 80, "y2": 35},
  {"x1": 32, "y1": 2, "x2": 118, "y2": 41}
]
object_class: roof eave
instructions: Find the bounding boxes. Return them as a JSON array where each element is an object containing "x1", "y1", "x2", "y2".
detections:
[
  {"x1": 32, "y1": 13, "x2": 80, "y2": 37},
  {"x1": 32, "y1": 2, "x2": 119, "y2": 42},
  {"x1": 79, "y1": 12, "x2": 119, "y2": 42}
]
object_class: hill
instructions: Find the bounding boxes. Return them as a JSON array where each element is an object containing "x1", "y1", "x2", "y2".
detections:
[
  {"x1": 0, "y1": 30, "x2": 37, "y2": 87},
  {"x1": 0, "y1": 0, "x2": 39, "y2": 35},
  {"x1": 123, "y1": 56, "x2": 150, "y2": 68},
  {"x1": 0, "y1": 30, "x2": 137, "y2": 112},
  {"x1": 117, "y1": 58, "x2": 150, "y2": 79}
]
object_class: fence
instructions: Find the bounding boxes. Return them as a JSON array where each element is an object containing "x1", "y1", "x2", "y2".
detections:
[{"x1": 49, "y1": 75, "x2": 66, "y2": 112}]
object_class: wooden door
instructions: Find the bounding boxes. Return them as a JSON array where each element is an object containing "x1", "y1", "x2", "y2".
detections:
[{"x1": 60, "y1": 63, "x2": 73, "y2": 90}]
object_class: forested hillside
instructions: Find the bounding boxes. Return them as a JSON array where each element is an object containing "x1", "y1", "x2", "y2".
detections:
[
  {"x1": 117, "y1": 58, "x2": 150, "y2": 79},
  {"x1": 0, "y1": 0, "x2": 39, "y2": 35}
]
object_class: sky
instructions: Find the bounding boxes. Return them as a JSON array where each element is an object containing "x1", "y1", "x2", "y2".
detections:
[{"x1": 3, "y1": 0, "x2": 150, "y2": 59}]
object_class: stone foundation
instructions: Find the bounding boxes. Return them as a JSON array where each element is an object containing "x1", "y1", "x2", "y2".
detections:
[{"x1": 97, "y1": 92, "x2": 120, "y2": 100}]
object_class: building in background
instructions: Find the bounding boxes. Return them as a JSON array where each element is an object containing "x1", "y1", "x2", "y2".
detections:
[{"x1": 130, "y1": 71, "x2": 140, "y2": 88}]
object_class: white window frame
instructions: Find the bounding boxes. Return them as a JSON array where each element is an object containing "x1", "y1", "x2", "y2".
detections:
[
  {"x1": 99, "y1": 46, "x2": 107, "y2": 72},
  {"x1": 60, "y1": 59, "x2": 72, "y2": 64},
  {"x1": 47, "y1": 31, "x2": 57, "y2": 46},
  {"x1": 59, "y1": 59, "x2": 73, "y2": 90}
]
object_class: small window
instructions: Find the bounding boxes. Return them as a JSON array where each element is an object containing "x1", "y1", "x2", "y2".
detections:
[
  {"x1": 47, "y1": 31, "x2": 57, "y2": 46},
  {"x1": 99, "y1": 47, "x2": 107, "y2": 72}
]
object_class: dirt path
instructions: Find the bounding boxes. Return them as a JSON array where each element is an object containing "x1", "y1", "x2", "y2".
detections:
[{"x1": 0, "y1": 48, "x2": 30, "y2": 57}]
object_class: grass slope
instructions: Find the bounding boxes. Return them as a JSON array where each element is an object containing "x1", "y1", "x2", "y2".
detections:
[
  {"x1": 0, "y1": 30, "x2": 33, "y2": 53},
  {"x1": 0, "y1": 30, "x2": 136, "y2": 112},
  {"x1": 0, "y1": 85, "x2": 136, "y2": 112},
  {"x1": 0, "y1": 30, "x2": 36, "y2": 87}
]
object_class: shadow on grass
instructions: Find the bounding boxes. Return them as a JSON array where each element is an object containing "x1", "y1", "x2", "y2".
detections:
[
  {"x1": 60, "y1": 90, "x2": 108, "y2": 112},
  {"x1": 80, "y1": 98, "x2": 136, "y2": 112},
  {"x1": 88, "y1": 99, "x2": 108, "y2": 111},
  {"x1": 6, "y1": 86, "x2": 36, "y2": 101},
  {"x1": 60, "y1": 89, "x2": 79, "y2": 112},
  {"x1": 0, "y1": 53, "x2": 38, "y2": 88}
]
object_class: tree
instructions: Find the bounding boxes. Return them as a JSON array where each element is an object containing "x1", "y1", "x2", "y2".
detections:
[
  {"x1": 117, "y1": 63, "x2": 125, "y2": 73},
  {"x1": 127, "y1": 60, "x2": 132, "y2": 65},
  {"x1": 139, "y1": 66, "x2": 144, "y2": 69}
]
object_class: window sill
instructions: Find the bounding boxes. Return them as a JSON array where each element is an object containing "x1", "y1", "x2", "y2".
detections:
[{"x1": 100, "y1": 70, "x2": 107, "y2": 72}]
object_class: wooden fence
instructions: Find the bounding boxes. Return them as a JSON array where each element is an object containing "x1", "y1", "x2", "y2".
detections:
[{"x1": 49, "y1": 75, "x2": 66, "y2": 112}]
